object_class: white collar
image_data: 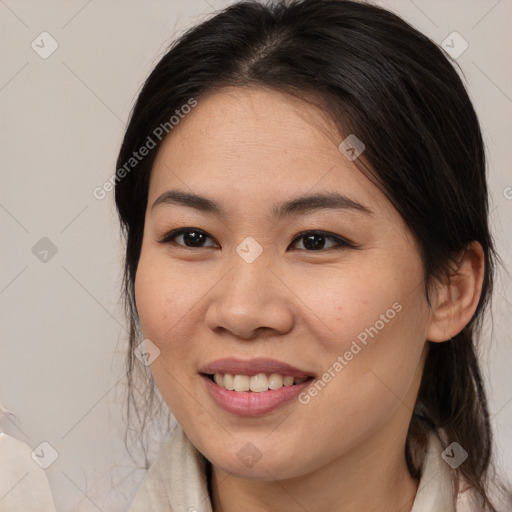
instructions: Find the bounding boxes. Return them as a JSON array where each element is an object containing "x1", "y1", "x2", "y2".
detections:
[
  {"x1": 128, "y1": 424, "x2": 456, "y2": 512},
  {"x1": 410, "y1": 430, "x2": 456, "y2": 512}
]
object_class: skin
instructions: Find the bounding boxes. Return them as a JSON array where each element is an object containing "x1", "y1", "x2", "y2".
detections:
[{"x1": 134, "y1": 86, "x2": 485, "y2": 512}]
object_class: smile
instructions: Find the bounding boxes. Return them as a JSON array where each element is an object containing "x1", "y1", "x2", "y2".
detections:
[
  {"x1": 201, "y1": 374, "x2": 314, "y2": 416},
  {"x1": 208, "y1": 372, "x2": 310, "y2": 392}
]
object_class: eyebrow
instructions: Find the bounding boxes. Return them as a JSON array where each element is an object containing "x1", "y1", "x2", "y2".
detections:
[{"x1": 151, "y1": 189, "x2": 373, "y2": 220}]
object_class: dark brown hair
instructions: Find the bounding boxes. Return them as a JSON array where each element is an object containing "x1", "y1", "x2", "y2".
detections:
[{"x1": 115, "y1": 1, "x2": 509, "y2": 509}]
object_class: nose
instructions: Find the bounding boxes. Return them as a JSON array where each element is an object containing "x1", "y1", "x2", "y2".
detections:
[{"x1": 204, "y1": 251, "x2": 295, "y2": 340}]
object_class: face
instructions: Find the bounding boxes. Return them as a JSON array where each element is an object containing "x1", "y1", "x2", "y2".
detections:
[{"x1": 134, "y1": 86, "x2": 432, "y2": 480}]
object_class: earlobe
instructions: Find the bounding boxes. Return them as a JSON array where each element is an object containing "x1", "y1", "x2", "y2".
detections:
[{"x1": 426, "y1": 241, "x2": 485, "y2": 343}]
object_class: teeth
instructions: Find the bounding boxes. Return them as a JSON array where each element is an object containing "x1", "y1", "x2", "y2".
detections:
[
  {"x1": 214, "y1": 373, "x2": 224, "y2": 387},
  {"x1": 212, "y1": 372, "x2": 309, "y2": 392},
  {"x1": 268, "y1": 373, "x2": 283, "y2": 389},
  {"x1": 283, "y1": 376, "x2": 294, "y2": 386},
  {"x1": 223, "y1": 373, "x2": 234, "y2": 390},
  {"x1": 250, "y1": 373, "x2": 268, "y2": 393},
  {"x1": 233, "y1": 374, "x2": 250, "y2": 392}
]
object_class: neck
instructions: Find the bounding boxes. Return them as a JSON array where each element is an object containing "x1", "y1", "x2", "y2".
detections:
[{"x1": 210, "y1": 425, "x2": 419, "y2": 512}]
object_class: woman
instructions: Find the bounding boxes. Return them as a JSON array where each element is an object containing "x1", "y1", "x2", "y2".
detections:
[{"x1": 114, "y1": 0, "x2": 509, "y2": 510}]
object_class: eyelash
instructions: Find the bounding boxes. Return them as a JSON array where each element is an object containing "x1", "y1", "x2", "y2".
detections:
[{"x1": 158, "y1": 228, "x2": 355, "y2": 251}]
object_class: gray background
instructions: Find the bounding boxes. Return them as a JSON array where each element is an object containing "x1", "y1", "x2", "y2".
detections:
[{"x1": 1, "y1": 0, "x2": 511, "y2": 510}]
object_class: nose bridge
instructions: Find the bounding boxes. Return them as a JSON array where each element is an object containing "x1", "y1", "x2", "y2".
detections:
[
  {"x1": 225, "y1": 240, "x2": 274, "y2": 310},
  {"x1": 206, "y1": 239, "x2": 294, "y2": 338}
]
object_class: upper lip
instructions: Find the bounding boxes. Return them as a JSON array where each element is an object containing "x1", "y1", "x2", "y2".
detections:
[{"x1": 200, "y1": 358, "x2": 314, "y2": 378}]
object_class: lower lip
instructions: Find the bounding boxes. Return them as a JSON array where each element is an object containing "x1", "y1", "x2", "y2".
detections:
[{"x1": 201, "y1": 374, "x2": 313, "y2": 416}]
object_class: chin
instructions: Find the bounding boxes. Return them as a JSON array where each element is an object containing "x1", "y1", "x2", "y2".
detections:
[{"x1": 201, "y1": 439, "x2": 316, "y2": 481}]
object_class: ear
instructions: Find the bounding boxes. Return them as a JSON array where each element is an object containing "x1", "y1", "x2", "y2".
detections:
[{"x1": 427, "y1": 241, "x2": 485, "y2": 343}]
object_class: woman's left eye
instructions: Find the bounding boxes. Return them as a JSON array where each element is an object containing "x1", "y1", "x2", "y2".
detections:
[
  {"x1": 159, "y1": 228, "x2": 353, "y2": 251},
  {"x1": 289, "y1": 231, "x2": 353, "y2": 251}
]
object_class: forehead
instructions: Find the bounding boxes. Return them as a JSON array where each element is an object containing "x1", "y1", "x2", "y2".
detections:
[{"x1": 148, "y1": 86, "x2": 388, "y2": 218}]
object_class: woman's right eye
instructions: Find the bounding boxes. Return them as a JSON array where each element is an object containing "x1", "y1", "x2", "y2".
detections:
[{"x1": 159, "y1": 228, "x2": 218, "y2": 248}]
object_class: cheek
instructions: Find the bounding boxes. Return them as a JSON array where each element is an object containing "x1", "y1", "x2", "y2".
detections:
[
  {"x1": 297, "y1": 251, "x2": 429, "y2": 411},
  {"x1": 295, "y1": 256, "x2": 424, "y2": 357},
  {"x1": 134, "y1": 250, "x2": 200, "y2": 416},
  {"x1": 134, "y1": 263, "x2": 173, "y2": 345},
  {"x1": 133, "y1": 248, "x2": 198, "y2": 388},
  {"x1": 133, "y1": 246, "x2": 222, "y2": 395},
  {"x1": 134, "y1": 247, "x2": 197, "y2": 346}
]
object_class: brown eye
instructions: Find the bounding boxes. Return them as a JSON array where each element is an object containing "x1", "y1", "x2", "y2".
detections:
[
  {"x1": 290, "y1": 231, "x2": 353, "y2": 251},
  {"x1": 159, "y1": 228, "x2": 218, "y2": 248}
]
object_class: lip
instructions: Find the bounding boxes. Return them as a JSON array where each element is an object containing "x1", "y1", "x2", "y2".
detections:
[
  {"x1": 201, "y1": 374, "x2": 314, "y2": 416},
  {"x1": 199, "y1": 357, "x2": 314, "y2": 378}
]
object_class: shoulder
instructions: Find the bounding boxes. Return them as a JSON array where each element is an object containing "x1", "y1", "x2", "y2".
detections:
[
  {"x1": 127, "y1": 424, "x2": 212, "y2": 512},
  {"x1": 0, "y1": 432, "x2": 57, "y2": 512}
]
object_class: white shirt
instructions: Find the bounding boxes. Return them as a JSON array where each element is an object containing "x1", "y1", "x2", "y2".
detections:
[
  {"x1": 127, "y1": 423, "x2": 456, "y2": 512},
  {"x1": 0, "y1": 432, "x2": 57, "y2": 512}
]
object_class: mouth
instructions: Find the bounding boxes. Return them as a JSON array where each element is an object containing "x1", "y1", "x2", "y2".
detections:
[
  {"x1": 198, "y1": 358, "x2": 316, "y2": 416},
  {"x1": 201, "y1": 372, "x2": 314, "y2": 392}
]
